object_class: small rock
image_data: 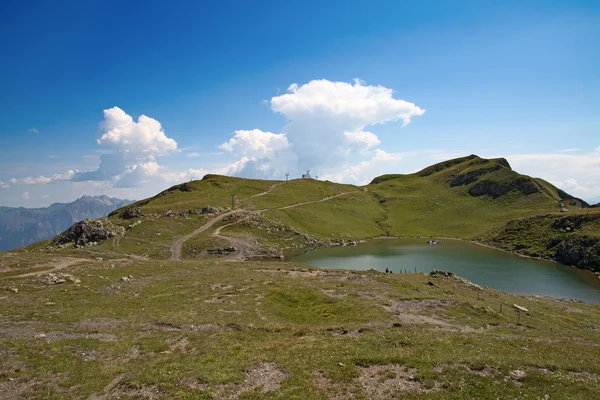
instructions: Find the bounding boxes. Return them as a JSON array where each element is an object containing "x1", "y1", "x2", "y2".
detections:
[
  {"x1": 509, "y1": 370, "x2": 526, "y2": 380},
  {"x1": 8, "y1": 287, "x2": 19, "y2": 293},
  {"x1": 36, "y1": 333, "x2": 47, "y2": 339},
  {"x1": 121, "y1": 276, "x2": 131, "y2": 282}
]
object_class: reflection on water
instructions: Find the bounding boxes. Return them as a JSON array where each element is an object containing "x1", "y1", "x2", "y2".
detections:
[{"x1": 292, "y1": 238, "x2": 600, "y2": 304}]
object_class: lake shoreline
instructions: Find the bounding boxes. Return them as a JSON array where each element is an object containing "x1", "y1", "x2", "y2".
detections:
[{"x1": 294, "y1": 236, "x2": 600, "y2": 305}]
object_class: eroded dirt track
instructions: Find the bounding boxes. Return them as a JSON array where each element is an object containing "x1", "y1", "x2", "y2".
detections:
[{"x1": 170, "y1": 187, "x2": 358, "y2": 261}]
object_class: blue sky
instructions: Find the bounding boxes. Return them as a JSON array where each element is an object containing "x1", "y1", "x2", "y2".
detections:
[{"x1": 1, "y1": 0, "x2": 599, "y2": 207}]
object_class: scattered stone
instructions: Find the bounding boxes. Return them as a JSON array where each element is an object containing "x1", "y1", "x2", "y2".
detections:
[
  {"x1": 121, "y1": 276, "x2": 131, "y2": 283},
  {"x1": 560, "y1": 208, "x2": 569, "y2": 212},
  {"x1": 39, "y1": 273, "x2": 80, "y2": 285},
  {"x1": 7, "y1": 287, "x2": 19, "y2": 293},
  {"x1": 121, "y1": 207, "x2": 144, "y2": 219},
  {"x1": 35, "y1": 333, "x2": 47, "y2": 339},
  {"x1": 509, "y1": 370, "x2": 527, "y2": 380},
  {"x1": 201, "y1": 206, "x2": 221, "y2": 214},
  {"x1": 430, "y1": 270, "x2": 454, "y2": 277}
]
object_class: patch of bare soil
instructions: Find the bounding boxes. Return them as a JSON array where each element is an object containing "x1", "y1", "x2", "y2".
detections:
[
  {"x1": 204, "y1": 295, "x2": 236, "y2": 304},
  {"x1": 313, "y1": 371, "x2": 361, "y2": 400},
  {"x1": 313, "y1": 364, "x2": 439, "y2": 400},
  {"x1": 169, "y1": 336, "x2": 189, "y2": 352},
  {"x1": 0, "y1": 375, "x2": 54, "y2": 400},
  {"x1": 75, "y1": 317, "x2": 123, "y2": 330},
  {"x1": 0, "y1": 318, "x2": 116, "y2": 342},
  {"x1": 146, "y1": 321, "x2": 231, "y2": 333},
  {"x1": 529, "y1": 367, "x2": 600, "y2": 382},
  {"x1": 180, "y1": 376, "x2": 208, "y2": 391},
  {"x1": 89, "y1": 375, "x2": 162, "y2": 400},
  {"x1": 383, "y1": 299, "x2": 458, "y2": 328},
  {"x1": 358, "y1": 364, "x2": 440, "y2": 399},
  {"x1": 436, "y1": 363, "x2": 500, "y2": 377},
  {"x1": 216, "y1": 362, "x2": 287, "y2": 399},
  {"x1": 41, "y1": 331, "x2": 116, "y2": 343},
  {"x1": 321, "y1": 289, "x2": 348, "y2": 298}
]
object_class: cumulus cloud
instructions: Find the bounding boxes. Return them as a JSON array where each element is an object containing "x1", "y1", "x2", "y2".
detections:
[
  {"x1": 218, "y1": 129, "x2": 295, "y2": 178},
  {"x1": 10, "y1": 170, "x2": 77, "y2": 185},
  {"x1": 0, "y1": 181, "x2": 9, "y2": 189},
  {"x1": 344, "y1": 131, "x2": 381, "y2": 150},
  {"x1": 321, "y1": 149, "x2": 406, "y2": 184},
  {"x1": 504, "y1": 150, "x2": 600, "y2": 202},
  {"x1": 20, "y1": 192, "x2": 29, "y2": 200},
  {"x1": 11, "y1": 107, "x2": 180, "y2": 189},
  {"x1": 220, "y1": 79, "x2": 424, "y2": 179},
  {"x1": 70, "y1": 107, "x2": 177, "y2": 187},
  {"x1": 97, "y1": 107, "x2": 177, "y2": 156}
]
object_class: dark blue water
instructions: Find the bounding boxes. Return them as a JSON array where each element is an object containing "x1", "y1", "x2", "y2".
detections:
[{"x1": 293, "y1": 238, "x2": 600, "y2": 304}]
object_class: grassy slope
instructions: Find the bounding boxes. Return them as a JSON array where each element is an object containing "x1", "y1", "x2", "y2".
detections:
[
  {"x1": 368, "y1": 156, "x2": 562, "y2": 238},
  {"x1": 2, "y1": 156, "x2": 600, "y2": 398},
  {"x1": 1, "y1": 257, "x2": 599, "y2": 399},
  {"x1": 24, "y1": 154, "x2": 598, "y2": 264}
]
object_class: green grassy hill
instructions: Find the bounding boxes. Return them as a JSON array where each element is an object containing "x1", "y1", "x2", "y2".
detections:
[
  {"x1": 16, "y1": 154, "x2": 598, "y2": 271},
  {"x1": 2, "y1": 156, "x2": 600, "y2": 399}
]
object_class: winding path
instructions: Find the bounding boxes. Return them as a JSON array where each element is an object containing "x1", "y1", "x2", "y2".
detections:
[
  {"x1": 3, "y1": 258, "x2": 88, "y2": 279},
  {"x1": 169, "y1": 210, "x2": 240, "y2": 260},
  {"x1": 169, "y1": 186, "x2": 358, "y2": 261}
]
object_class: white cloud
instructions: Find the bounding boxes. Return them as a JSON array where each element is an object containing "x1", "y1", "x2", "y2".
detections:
[
  {"x1": 97, "y1": 107, "x2": 177, "y2": 156},
  {"x1": 20, "y1": 192, "x2": 30, "y2": 200},
  {"x1": 187, "y1": 152, "x2": 200, "y2": 157},
  {"x1": 219, "y1": 129, "x2": 290, "y2": 158},
  {"x1": 28, "y1": 128, "x2": 38, "y2": 134},
  {"x1": 158, "y1": 168, "x2": 209, "y2": 184},
  {"x1": 10, "y1": 107, "x2": 180, "y2": 189},
  {"x1": 221, "y1": 79, "x2": 424, "y2": 179},
  {"x1": 71, "y1": 107, "x2": 178, "y2": 187},
  {"x1": 550, "y1": 178, "x2": 591, "y2": 195},
  {"x1": 502, "y1": 149, "x2": 600, "y2": 202},
  {"x1": 10, "y1": 170, "x2": 77, "y2": 185},
  {"x1": 0, "y1": 181, "x2": 9, "y2": 189},
  {"x1": 271, "y1": 79, "x2": 425, "y2": 127},
  {"x1": 321, "y1": 149, "x2": 406, "y2": 184},
  {"x1": 344, "y1": 131, "x2": 381, "y2": 150}
]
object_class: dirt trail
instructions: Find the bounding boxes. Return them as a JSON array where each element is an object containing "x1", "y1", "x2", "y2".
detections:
[
  {"x1": 170, "y1": 210, "x2": 240, "y2": 260},
  {"x1": 249, "y1": 182, "x2": 283, "y2": 199},
  {"x1": 170, "y1": 188, "x2": 358, "y2": 261},
  {"x1": 4, "y1": 258, "x2": 88, "y2": 279},
  {"x1": 274, "y1": 191, "x2": 356, "y2": 211}
]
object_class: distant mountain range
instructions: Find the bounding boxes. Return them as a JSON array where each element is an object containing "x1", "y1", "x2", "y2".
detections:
[{"x1": 0, "y1": 195, "x2": 134, "y2": 251}]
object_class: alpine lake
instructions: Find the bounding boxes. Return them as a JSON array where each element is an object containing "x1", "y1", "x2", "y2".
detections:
[{"x1": 292, "y1": 238, "x2": 600, "y2": 305}]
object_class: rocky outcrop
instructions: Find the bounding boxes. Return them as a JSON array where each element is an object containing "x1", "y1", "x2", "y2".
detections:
[
  {"x1": 418, "y1": 155, "x2": 479, "y2": 177},
  {"x1": 449, "y1": 164, "x2": 502, "y2": 187},
  {"x1": 120, "y1": 207, "x2": 144, "y2": 219},
  {"x1": 553, "y1": 236, "x2": 600, "y2": 272},
  {"x1": 52, "y1": 219, "x2": 123, "y2": 247},
  {"x1": 551, "y1": 215, "x2": 598, "y2": 232},
  {"x1": 468, "y1": 177, "x2": 539, "y2": 198}
]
